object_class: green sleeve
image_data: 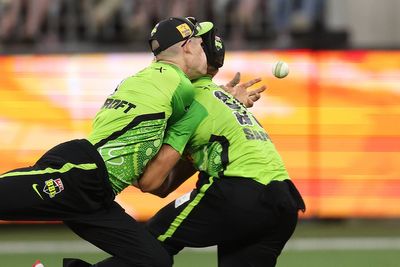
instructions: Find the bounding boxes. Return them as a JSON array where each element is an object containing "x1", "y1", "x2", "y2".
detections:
[{"x1": 164, "y1": 100, "x2": 208, "y2": 155}]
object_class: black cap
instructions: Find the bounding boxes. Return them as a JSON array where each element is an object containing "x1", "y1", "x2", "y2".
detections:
[
  {"x1": 201, "y1": 27, "x2": 225, "y2": 69},
  {"x1": 149, "y1": 17, "x2": 213, "y2": 56}
]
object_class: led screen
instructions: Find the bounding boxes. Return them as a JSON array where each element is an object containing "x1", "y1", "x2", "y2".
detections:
[{"x1": 0, "y1": 51, "x2": 399, "y2": 220}]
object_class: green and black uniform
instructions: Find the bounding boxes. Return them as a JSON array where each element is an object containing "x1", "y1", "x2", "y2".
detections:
[
  {"x1": 88, "y1": 61, "x2": 194, "y2": 194},
  {"x1": 147, "y1": 76, "x2": 305, "y2": 267},
  {"x1": 0, "y1": 62, "x2": 195, "y2": 267}
]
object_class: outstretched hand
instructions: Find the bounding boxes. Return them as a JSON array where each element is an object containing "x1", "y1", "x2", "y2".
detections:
[
  {"x1": 224, "y1": 72, "x2": 241, "y2": 90},
  {"x1": 221, "y1": 72, "x2": 267, "y2": 108}
]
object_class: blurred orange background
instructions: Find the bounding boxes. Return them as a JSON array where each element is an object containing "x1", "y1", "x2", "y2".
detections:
[{"x1": 0, "y1": 50, "x2": 399, "y2": 220}]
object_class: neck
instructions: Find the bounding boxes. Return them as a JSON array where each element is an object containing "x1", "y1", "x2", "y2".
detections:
[{"x1": 207, "y1": 66, "x2": 219, "y2": 77}]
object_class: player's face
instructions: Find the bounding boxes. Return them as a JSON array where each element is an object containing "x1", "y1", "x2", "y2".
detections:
[{"x1": 183, "y1": 37, "x2": 207, "y2": 79}]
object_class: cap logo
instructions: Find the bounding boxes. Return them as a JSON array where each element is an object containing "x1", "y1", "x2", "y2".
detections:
[
  {"x1": 150, "y1": 23, "x2": 159, "y2": 37},
  {"x1": 176, "y1": 23, "x2": 192, "y2": 38},
  {"x1": 215, "y1": 36, "x2": 223, "y2": 50}
]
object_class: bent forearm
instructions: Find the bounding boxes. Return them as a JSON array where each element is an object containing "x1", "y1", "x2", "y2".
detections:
[
  {"x1": 154, "y1": 159, "x2": 197, "y2": 197},
  {"x1": 138, "y1": 144, "x2": 181, "y2": 195}
]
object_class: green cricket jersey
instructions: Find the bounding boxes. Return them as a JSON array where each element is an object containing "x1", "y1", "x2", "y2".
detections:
[
  {"x1": 164, "y1": 76, "x2": 290, "y2": 185},
  {"x1": 88, "y1": 61, "x2": 194, "y2": 194}
]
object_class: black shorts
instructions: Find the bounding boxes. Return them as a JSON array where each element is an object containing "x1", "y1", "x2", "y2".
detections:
[
  {"x1": 0, "y1": 139, "x2": 172, "y2": 267},
  {"x1": 0, "y1": 139, "x2": 114, "y2": 220},
  {"x1": 147, "y1": 173, "x2": 305, "y2": 267}
]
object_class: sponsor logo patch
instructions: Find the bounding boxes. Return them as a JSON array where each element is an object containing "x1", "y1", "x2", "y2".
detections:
[
  {"x1": 175, "y1": 192, "x2": 191, "y2": 208},
  {"x1": 176, "y1": 23, "x2": 192, "y2": 38},
  {"x1": 43, "y1": 178, "x2": 64, "y2": 198}
]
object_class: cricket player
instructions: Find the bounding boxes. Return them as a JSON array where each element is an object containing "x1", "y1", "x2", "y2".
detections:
[
  {"x1": 142, "y1": 26, "x2": 306, "y2": 267},
  {"x1": 0, "y1": 17, "x2": 213, "y2": 267}
]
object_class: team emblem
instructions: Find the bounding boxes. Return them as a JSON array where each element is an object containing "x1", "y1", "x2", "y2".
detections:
[
  {"x1": 151, "y1": 23, "x2": 159, "y2": 37},
  {"x1": 43, "y1": 178, "x2": 64, "y2": 198},
  {"x1": 215, "y1": 36, "x2": 223, "y2": 50}
]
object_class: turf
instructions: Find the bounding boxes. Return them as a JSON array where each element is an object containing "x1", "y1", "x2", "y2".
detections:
[
  {"x1": 1, "y1": 249, "x2": 399, "y2": 267},
  {"x1": 0, "y1": 220, "x2": 399, "y2": 267},
  {"x1": 277, "y1": 250, "x2": 400, "y2": 267}
]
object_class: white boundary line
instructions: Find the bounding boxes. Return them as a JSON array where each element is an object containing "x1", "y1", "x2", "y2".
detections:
[{"x1": 1, "y1": 238, "x2": 400, "y2": 254}]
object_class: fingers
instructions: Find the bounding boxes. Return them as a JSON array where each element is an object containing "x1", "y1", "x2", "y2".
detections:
[
  {"x1": 246, "y1": 99, "x2": 255, "y2": 108},
  {"x1": 226, "y1": 72, "x2": 241, "y2": 88},
  {"x1": 249, "y1": 93, "x2": 260, "y2": 102},
  {"x1": 248, "y1": 85, "x2": 267, "y2": 95},
  {"x1": 247, "y1": 85, "x2": 266, "y2": 105},
  {"x1": 241, "y1": 77, "x2": 262, "y2": 89}
]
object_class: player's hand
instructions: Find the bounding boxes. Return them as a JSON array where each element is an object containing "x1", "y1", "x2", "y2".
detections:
[
  {"x1": 222, "y1": 72, "x2": 241, "y2": 94},
  {"x1": 221, "y1": 72, "x2": 267, "y2": 108},
  {"x1": 245, "y1": 84, "x2": 266, "y2": 107}
]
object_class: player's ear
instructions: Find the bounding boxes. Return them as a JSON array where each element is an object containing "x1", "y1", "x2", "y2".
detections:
[
  {"x1": 181, "y1": 40, "x2": 192, "y2": 55},
  {"x1": 183, "y1": 38, "x2": 200, "y2": 55}
]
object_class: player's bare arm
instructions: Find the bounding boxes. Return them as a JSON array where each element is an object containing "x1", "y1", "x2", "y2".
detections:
[
  {"x1": 146, "y1": 158, "x2": 196, "y2": 198},
  {"x1": 137, "y1": 144, "x2": 181, "y2": 195}
]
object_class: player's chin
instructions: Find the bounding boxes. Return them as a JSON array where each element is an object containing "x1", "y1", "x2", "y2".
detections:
[
  {"x1": 201, "y1": 66, "x2": 208, "y2": 76},
  {"x1": 201, "y1": 63, "x2": 209, "y2": 75}
]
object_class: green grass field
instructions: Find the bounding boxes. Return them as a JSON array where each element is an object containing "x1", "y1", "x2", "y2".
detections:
[{"x1": 1, "y1": 220, "x2": 399, "y2": 267}]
